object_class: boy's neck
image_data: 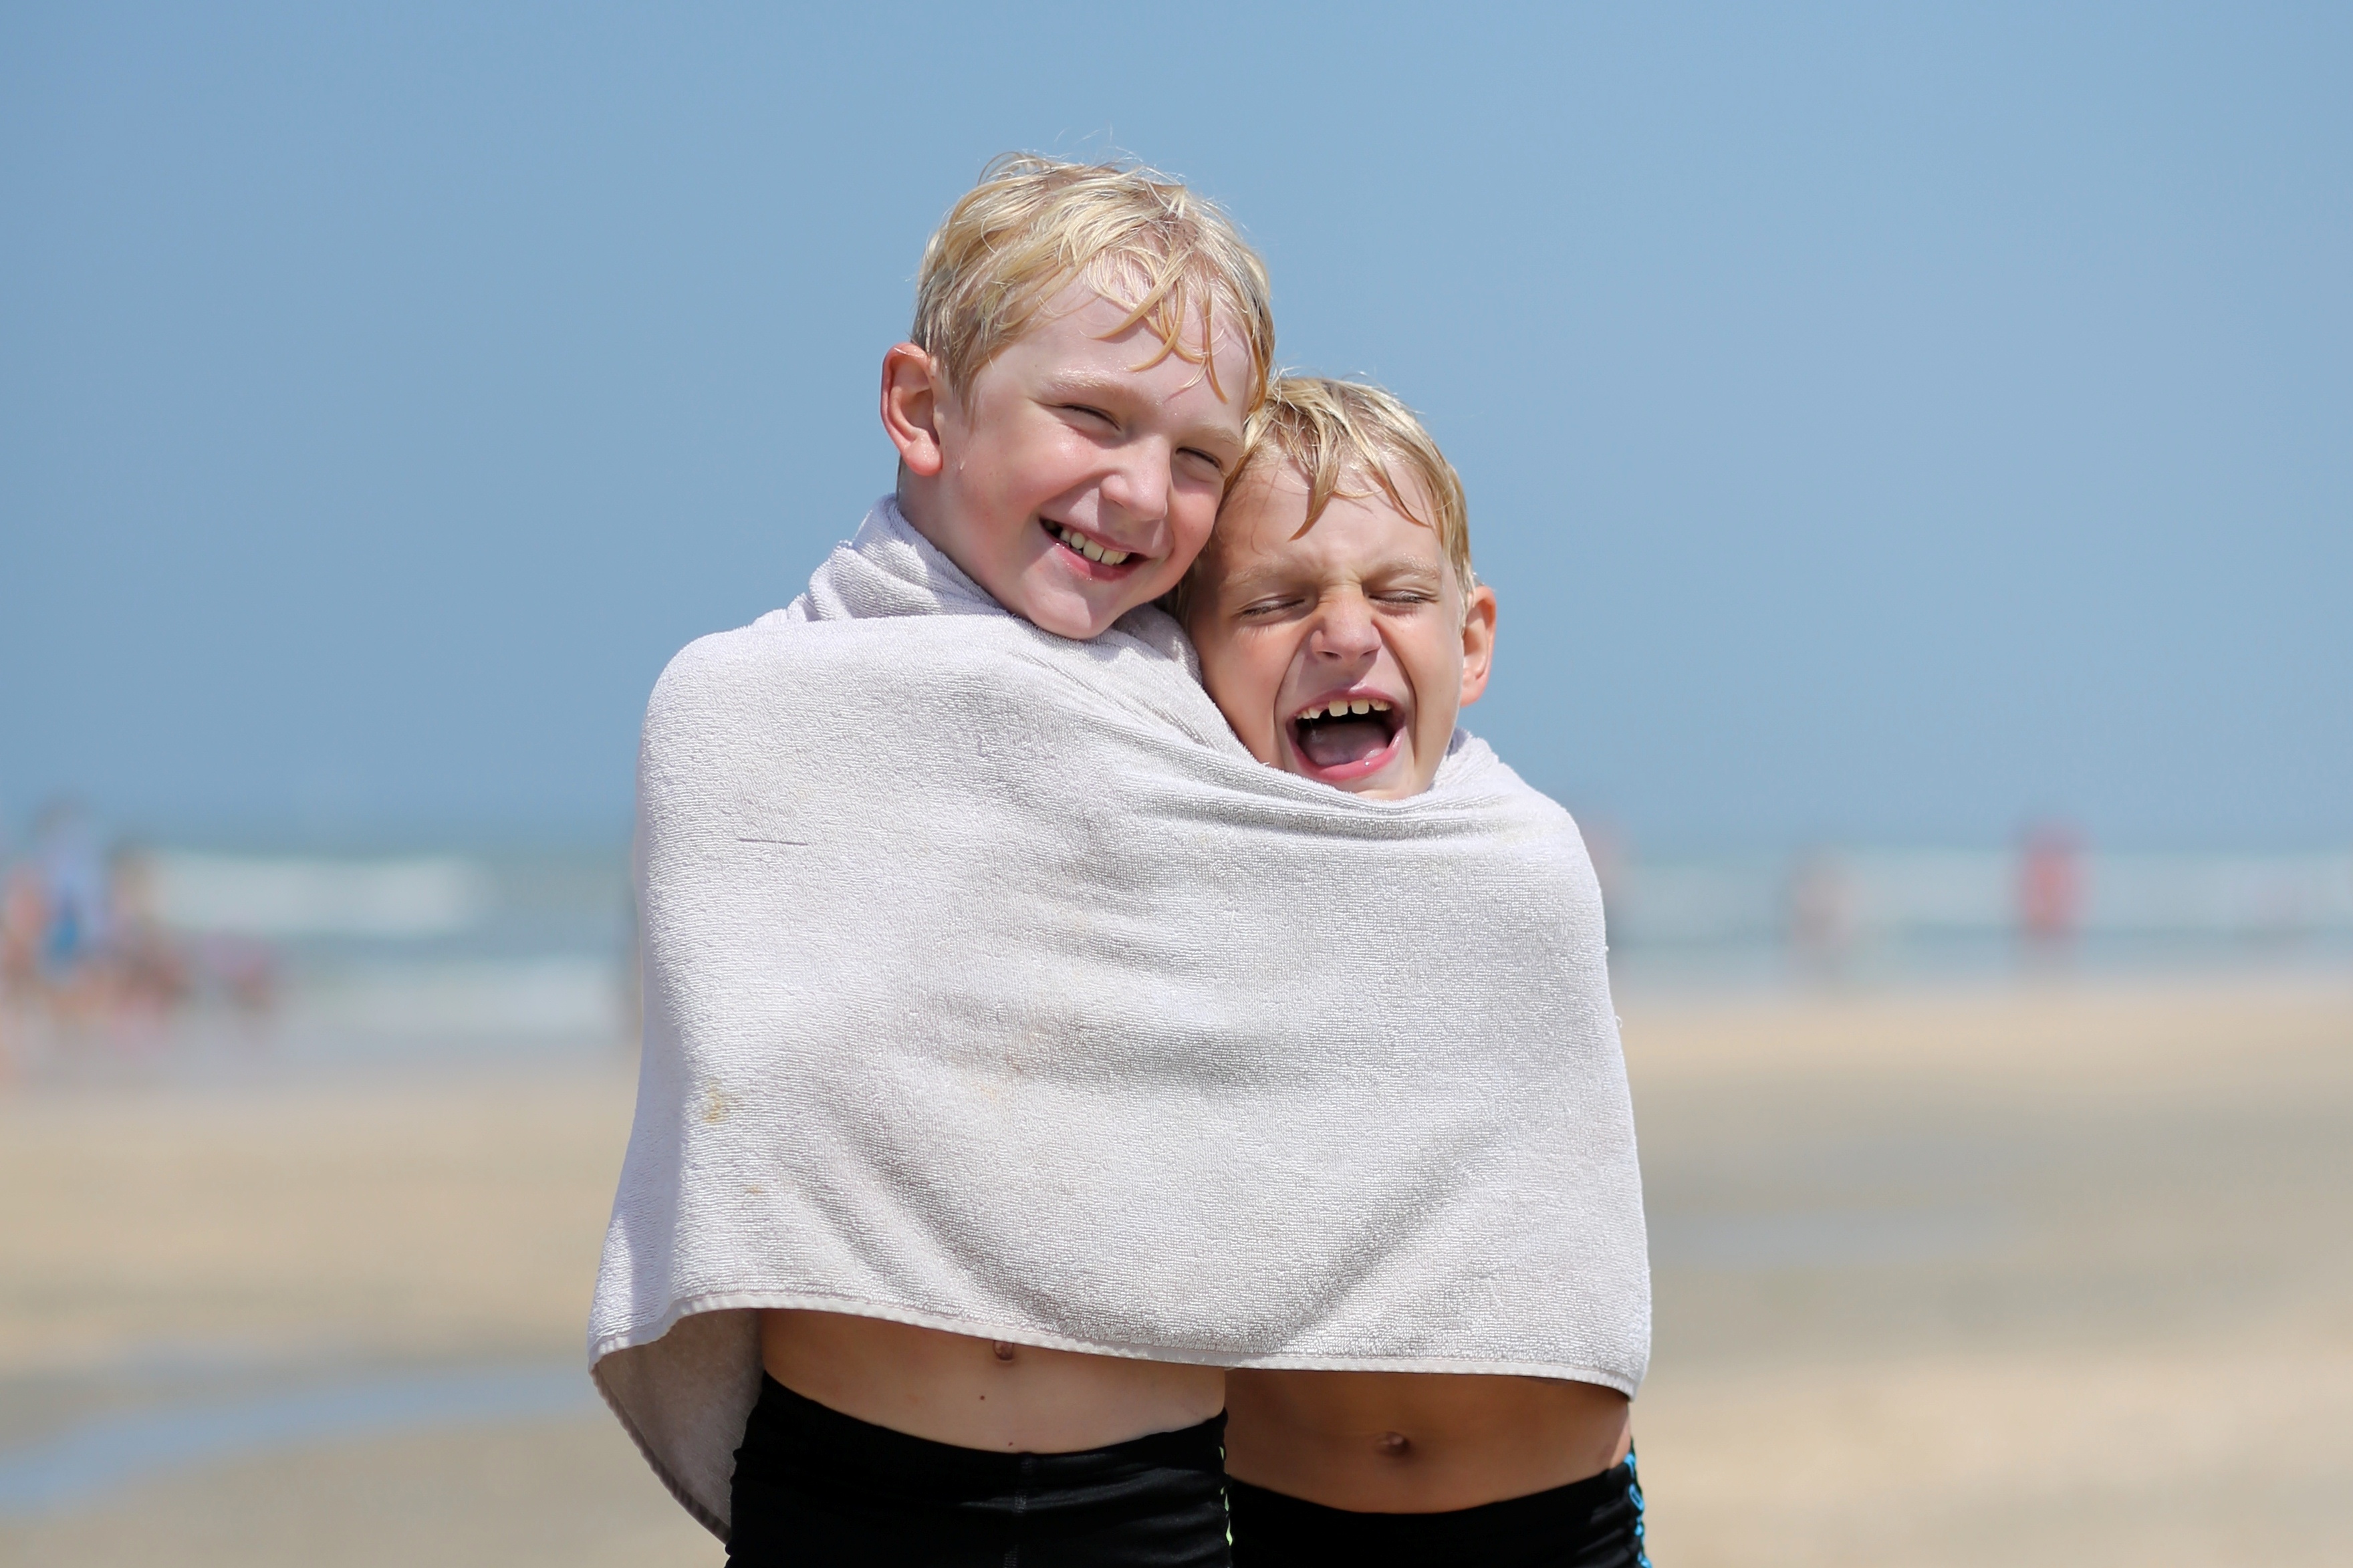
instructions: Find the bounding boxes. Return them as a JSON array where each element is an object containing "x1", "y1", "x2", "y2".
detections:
[{"x1": 892, "y1": 478, "x2": 959, "y2": 571}]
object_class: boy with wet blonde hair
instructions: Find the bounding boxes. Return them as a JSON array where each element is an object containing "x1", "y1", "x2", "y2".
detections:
[
  {"x1": 910, "y1": 154, "x2": 1272, "y2": 410},
  {"x1": 1181, "y1": 376, "x2": 1494, "y2": 803},
  {"x1": 614, "y1": 155, "x2": 1273, "y2": 1567},
  {"x1": 1184, "y1": 377, "x2": 1650, "y2": 1566},
  {"x1": 1201, "y1": 376, "x2": 1476, "y2": 600},
  {"x1": 868, "y1": 154, "x2": 1276, "y2": 644}
]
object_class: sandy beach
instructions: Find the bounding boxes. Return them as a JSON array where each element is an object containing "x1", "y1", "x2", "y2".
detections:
[
  {"x1": 3, "y1": 972, "x2": 2347, "y2": 1565},
  {"x1": 1626, "y1": 976, "x2": 2353, "y2": 1564}
]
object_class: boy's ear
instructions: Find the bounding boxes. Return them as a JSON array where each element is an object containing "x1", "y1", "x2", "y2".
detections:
[
  {"x1": 1457, "y1": 583, "x2": 1499, "y2": 707},
  {"x1": 880, "y1": 343, "x2": 947, "y2": 477}
]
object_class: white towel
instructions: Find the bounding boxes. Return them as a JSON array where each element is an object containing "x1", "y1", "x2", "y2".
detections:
[{"x1": 591, "y1": 499, "x2": 1649, "y2": 1535}]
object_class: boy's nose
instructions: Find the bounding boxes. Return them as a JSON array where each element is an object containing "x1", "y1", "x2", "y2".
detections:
[
  {"x1": 1098, "y1": 442, "x2": 1170, "y2": 525},
  {"x1": 1310, "y1": 593, "x2": 1381, "y2": 660}
]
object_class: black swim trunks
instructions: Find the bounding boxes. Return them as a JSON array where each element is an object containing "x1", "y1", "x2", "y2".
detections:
[
  {"x1": 1226, "y1": 1451, "x2": 1648, "y2": 1568},
  {"x1": 725, "y1": 1373, "x2": 1233, "y2": 1568}
]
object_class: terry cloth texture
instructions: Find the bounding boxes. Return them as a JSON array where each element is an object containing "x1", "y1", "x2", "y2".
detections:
[{"x1": 590, "y1": 499, "x2": 1650, "y2": 1537}]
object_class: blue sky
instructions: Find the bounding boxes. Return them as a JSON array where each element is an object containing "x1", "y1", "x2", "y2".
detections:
[{"x1": 3, "y1": 3, "x2": 2346, "y2": 852}]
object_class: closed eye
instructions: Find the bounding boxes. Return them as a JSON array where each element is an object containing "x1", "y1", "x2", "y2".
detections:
[{"x1": 1060, "y1": 403, "x2": 1116, "y2": 429}]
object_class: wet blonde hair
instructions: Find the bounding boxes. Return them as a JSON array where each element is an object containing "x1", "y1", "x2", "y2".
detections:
[
  {"x1": 912, "y1": 154, "x2": 1275, "y2": 412},
  {"x1": 1218, "y1": 375, "x2": 1475, "y2": 594}
]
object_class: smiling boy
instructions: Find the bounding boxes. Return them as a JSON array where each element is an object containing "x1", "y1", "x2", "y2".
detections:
[
  {"x1": 1182, "y1": 378, "x2": 1650, "y2": 1567},
  {"x1": 869, "y1": 164, "x2": 1261, "y2": 640},
  {"x1": 727, "y1": 157, "x2": 1271, "y2": 1567}
]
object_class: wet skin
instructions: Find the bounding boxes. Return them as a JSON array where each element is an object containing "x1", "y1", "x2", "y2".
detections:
[
  {"x1": 1190, "y1": 462, "x2": 1632, "y2": 1509},
  {"x1": 759, "y1": 287, "x2": 1249, "y2": 1454},
  {"x1": 760, "y1": 1311, "x2": 1224, "y2": 1454},
  {"x1": 1224, "y1": 1369, "x2": 1632, "y2": 1513}
]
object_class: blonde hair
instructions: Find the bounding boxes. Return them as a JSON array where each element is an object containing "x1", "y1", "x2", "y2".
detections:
[
  {"x1": 1229, "y1": 375, "x2": 1475, "y2": 592},
  {"x1": 912, "y1": 154, "x2": 1275, "y2": 412}
]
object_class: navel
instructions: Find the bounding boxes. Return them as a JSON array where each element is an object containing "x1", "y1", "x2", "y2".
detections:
[
  {"x1": 1374, "y1": 1431, "x2": 1412, "y2": 1458},
  {"x1": 992, "y1": 1341, "x2": 1018, "y2": 1363}
]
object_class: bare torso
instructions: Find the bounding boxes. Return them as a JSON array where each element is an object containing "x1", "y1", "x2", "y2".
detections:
[
  {"x1": 1224, "y1": 1370, "x2": 1632, "y2": 1513},
  {"x1": 759, "y1": 1309, "x2": 1227, "y2": 1454}
]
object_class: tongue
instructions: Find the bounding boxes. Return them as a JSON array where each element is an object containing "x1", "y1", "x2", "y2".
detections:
[{"x1": 1298, "y1": 718, "x2": 1391, "y2": 769}]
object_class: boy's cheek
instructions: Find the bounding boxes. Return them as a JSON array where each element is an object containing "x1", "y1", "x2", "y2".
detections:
[{"x1": 1176, "y1": 472, "x2": 1230, "y2": 537}]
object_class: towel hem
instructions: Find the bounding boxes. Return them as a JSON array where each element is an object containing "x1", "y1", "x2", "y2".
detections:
[
  {"x1": 590, "y1": 1349, "x2": 729, "y2": 1541},
  {"x1": 591, "y1": 1287, "x2": 1644, "y2": 1395}
]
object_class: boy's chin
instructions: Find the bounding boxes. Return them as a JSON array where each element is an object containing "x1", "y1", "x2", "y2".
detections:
[
  {"x1": 1012, "y1": 563, "x2": 1156, "y2": 639},
  {"x1": 1330, "y1": 767, "x2": 1418, "y2": 801}
]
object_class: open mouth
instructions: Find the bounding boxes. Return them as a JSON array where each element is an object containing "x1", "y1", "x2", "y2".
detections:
[
  {"x1": 1289, "y1": 694, "x2": 1404, "y2": 779},
  {"x1": 1042, "y1": 519, "x2": 1140, "y2": 573}
]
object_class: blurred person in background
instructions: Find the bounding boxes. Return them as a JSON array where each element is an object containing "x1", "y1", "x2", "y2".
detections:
[
  {"x1": 1788, "y1": 847, "x2": 1858, "y2": 979},
  {"x1": 104, "y1": 844, "x2": 189, "y2": 1026},
  {"x1": 0, "y1": 845, "x2": 43, "y2": 1003},
  {"x1": 0, "y1": 817, "x2": 26, "y2": 1075},
  {"x1": 2018, "y1": 820, "x2": 2084, "y2": 966},
  {"x1": 0, "y1": 805, "x2": 217, "y2": 1049},
  {"x1": 25, "y1": 801, "x2": 112, "y2": 1025}
]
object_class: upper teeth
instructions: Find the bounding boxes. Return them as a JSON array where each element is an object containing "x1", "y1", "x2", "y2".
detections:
[
  {"x1": 1298, "y1": 699, "x2": 1392, "y2": 722},
  {"x1": 1056, "y1": 525, "x2": 1130, "y2": 566}
]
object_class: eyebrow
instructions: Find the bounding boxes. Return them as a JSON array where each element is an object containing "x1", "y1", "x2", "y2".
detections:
[
  {"x1": 1037, "y1": 371, "x2": 1132, "y2": 403},
  {"x1": 1038, "y1": 373, "x2": 1244, "y2": 455},
  {"x1": 1358, "y1": 556, "x2": 1447, "y2": 581},
  {"x1": 1218, "y1": 555, "x2": 1445, "y2": 596}
]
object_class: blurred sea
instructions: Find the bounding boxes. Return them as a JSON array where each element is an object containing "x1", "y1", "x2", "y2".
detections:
[
  {"x1": 7, "y1": 837, "x2": 2348, "y2": 1086},
  {"x1": 0, "y1": 844, "x2": 637, "y2": 1083},
  {"x1": 1602, "y1": 844, "x2": 2353, "y2": 989}
]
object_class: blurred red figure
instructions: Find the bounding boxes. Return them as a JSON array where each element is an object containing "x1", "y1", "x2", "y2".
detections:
[
  {"x1": 0, "y1": 860, "x2": 44, "y2": 1077},
  {"x1": 2017, "y1": 821, "x2": 2085, "y2": 959},
  {"x1": 1789, "y1": 847, "x2": 1858, "y2": 977},
  {"x1": 0, "y1": 863, "x2": 45, "y2": 1000}
]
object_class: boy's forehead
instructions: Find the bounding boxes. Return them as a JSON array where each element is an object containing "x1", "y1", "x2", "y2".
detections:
[
  {"x1": 1229, "y1": 461, "x2": 1439, "y2": 545},
  {"x1": 1013, "y1": 282, "x2": 1251, "y2": 404},
  {"x1": 1216, "y1": 466, "x2": 1449, "y2": 575}
]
